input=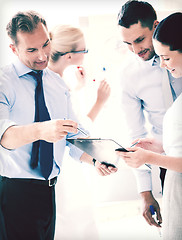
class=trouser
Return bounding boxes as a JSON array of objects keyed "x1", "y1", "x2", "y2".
[
  {"x1": 0, "y1": 176, "x2": 56, "y2": 240},
  {"x1": 160, "y1": 167, "x2": 167, "y2": 193}
]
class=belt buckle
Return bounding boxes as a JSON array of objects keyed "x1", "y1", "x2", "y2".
[{"x1": 48, "y1": 177, "x2": 57, "y2": 187}]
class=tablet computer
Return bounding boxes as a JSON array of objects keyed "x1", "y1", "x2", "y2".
[{"x1": 67, "y1": 138, "x2": 128, "y2": 168}]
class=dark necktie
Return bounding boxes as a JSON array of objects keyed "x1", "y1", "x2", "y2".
[
  {"x1": 28, "y1": 71, "x2": 53, "y2": 180},
  {"x1": 152, "y1": 55, "x2": 159, "y2": 66}
]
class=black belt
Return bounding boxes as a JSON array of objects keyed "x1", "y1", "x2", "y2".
[{"x1": 1, "y1": 176, "x2": 57, "y2": 187}]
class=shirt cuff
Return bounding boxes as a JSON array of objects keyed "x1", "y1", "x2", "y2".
[
  {"x1": 0, "y1": 119, "x2": 17, "y2": 138},
  {"x1": 0, "y1": 120, "x2": 16, "y2": 153},
  {"x1": 133, "y1": 168, "x2": 152, "y2": 193},
  {"x1": 0, "y1": 119, "x2": 16, "y2": 139},
  {"x1": 68, "y1": 143, "x2": 84, "y2": 162}
]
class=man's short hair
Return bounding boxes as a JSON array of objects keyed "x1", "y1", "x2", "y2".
[
  {"x1": 6, "y1": 10, "x2": 47, "y2": 45},
  {"x1": 118, "y1": 0, "x2": 157, "y2": 30}
]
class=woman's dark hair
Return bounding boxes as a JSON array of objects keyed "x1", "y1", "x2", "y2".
[
  {"x1": 118, "y1": 0, "x2": 157, "y2": 30},
  {"x1": 6, "y1": 10, "x2": 47, "y2": 46},
  {"x1": 153, "y1": 12, "x2": 182, "y2": 52}
]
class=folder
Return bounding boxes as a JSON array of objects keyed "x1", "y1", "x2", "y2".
[{"x1": 67, "y1": 138, "x2": 128, "y2": 168}]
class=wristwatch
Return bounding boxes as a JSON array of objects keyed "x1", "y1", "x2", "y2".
[{"x1": 92, "y1": 158, "x2": 96, "y2": 166}]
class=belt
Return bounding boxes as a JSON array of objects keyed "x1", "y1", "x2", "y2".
[{"x1": 1, "y1": 176, "x2": 57, "y2": 187}]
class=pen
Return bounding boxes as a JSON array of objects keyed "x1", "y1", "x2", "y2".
[
  {"x1": 77, "y1": 127, "x2": 89, "y2": 137},
  {"x1": 130, "y1": 141, "x2": 151, "y2": 169},
  {"x1": 145, "y1": 164, "x2": 151, "y2": 169},
  {"x1": 130, "y1": 141, "x2": 139, "y2": 148},
  {"x1": 77, "y1": 66, "x2": 84, "y2": 76},
  {"x1": 63, "y1": 124, "x2": 89, "y2": 137},
  {"x1": 150, "y1": 205, "x2": 162, "y2": 237}
]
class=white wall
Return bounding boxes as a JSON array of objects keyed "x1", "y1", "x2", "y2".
[{"x1": 0, "y1": 0, "x2": 181, "y2": 65}]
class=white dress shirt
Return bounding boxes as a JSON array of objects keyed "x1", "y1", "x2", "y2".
[{"x1": 120, "y1": 54, "x2": 182, "y2": 192}]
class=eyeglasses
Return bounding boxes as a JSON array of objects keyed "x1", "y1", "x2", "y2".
[{"x1": 58, "y1": 49, "x2": 88, "y2": 56}]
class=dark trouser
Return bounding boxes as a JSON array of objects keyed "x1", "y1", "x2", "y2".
[
  {"x1": 0, "y1": 177, "x2": 56, "y2": 240},
  {"x1": 159, "y1": 167, "x2": 167, "y2": 193}
]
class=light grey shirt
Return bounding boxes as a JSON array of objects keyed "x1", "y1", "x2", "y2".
[{"x1": 120, "y1": 54, "x2": 182, "y2": 192}]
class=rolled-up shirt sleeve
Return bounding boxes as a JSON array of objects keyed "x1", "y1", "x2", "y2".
[
  {"x1": 0, "y1": 73, "x2": 17, "y2": 152},
  {"x1": 0, "y1": 119, "x2": 16, "y2": 140}
]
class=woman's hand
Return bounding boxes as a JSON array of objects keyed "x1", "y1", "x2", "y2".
[
  {"x1": 75, "y1": 66, "x2": 86, "y2": 90},
  {"x1": 96, "y1": 80, "x2": 111, "y2": 105},
  {"x1": 132, "y1": 138, "x2": 164, "y2": 153},
  {"x1": 116, "y1": 147, "x2": 151, "y2": 168}
]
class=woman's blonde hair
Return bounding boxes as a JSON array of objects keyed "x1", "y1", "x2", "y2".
[{"x1": 49, "y1": 25, "x2": 84, "y2": 62}]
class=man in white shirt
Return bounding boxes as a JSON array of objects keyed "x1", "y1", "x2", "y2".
[{"x1": 117, "y1": 0, "x2": 182, "y2": 227}]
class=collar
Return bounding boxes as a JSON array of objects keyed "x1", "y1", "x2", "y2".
[
  {"x1": 133, "y1": 54, "x2": 159, "y2": 67},
  {"x1": 13, "y1": 59, "x2": 44, "y2": 77},
  {"x1": 139, "y1": 55, "x2": 159, "y2": 67},
  {"x1": 147, "y1": 56, "x2": 155, "y2": 66},
  {"x1": 13, "y1": 59, "x2": 32, "y2": 77}
]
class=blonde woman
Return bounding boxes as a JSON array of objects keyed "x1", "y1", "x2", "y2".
[
  {"x1": 48, "y1": 25, "x2": 110, "y2": 125},
  {"x1": 48, "y1": 25, "x2": 111, "y2": 240}
]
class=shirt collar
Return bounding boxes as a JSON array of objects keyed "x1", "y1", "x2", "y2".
[
  {"x1": 13, "y1": 54, "x2": 160, "y2": 77},
  {"x1": 13, "y1": 59, "x2": 36, "y2": 77},
  {"x1": 138, "y1": 55, "x2": 159, "y2": 67},
  {"x1": 146, "y1": 56, "x2": 155, "y2": 66},
  {"x1": 133, "y1": 54, "x2": 159, "y2": 67}
]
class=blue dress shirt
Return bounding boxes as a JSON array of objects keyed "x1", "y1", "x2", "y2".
[{"x1": 0, "y1": 59, "x2": 88, "y2": 180}]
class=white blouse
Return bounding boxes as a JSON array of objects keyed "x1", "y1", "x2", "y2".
[{"x1": 163, "y1": 93, "x2": 182, "y2": 158}]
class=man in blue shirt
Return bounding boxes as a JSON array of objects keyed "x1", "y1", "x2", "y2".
[{"x1": 0, "y1": 10, "x2": 117, "y2": 240}]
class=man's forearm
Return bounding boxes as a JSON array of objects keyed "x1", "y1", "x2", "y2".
[{"x1": 0, "y1": 123, "x2": 41, "y2": 149}]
